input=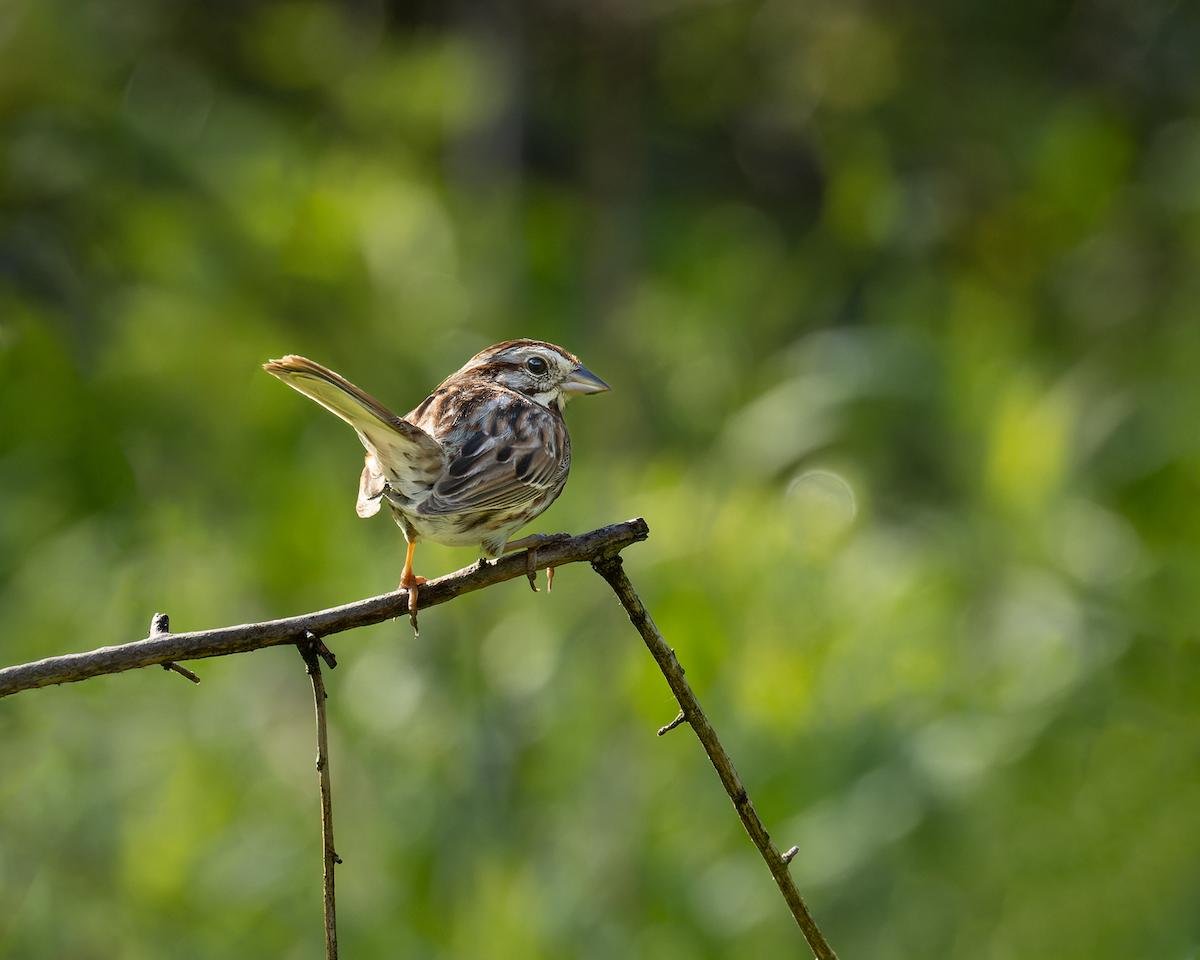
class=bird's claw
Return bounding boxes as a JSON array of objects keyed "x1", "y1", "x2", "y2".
[
  {"x1": 504, "y1": 532, "x2": 570, "y2": 593},
  {"x1": 525, "y1": 547, "x2": 540, "y2": 592}
]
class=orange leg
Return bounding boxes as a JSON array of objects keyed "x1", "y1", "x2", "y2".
[{"x1": 399, "y1": 540, "x2": 427, "y2": 631}]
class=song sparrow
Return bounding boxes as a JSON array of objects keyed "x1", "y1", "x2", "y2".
[{"x1": 264, "y1": 340, "x2": 609, "y2": 629}]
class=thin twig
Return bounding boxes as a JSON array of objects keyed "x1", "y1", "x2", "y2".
[
  {"x1": 299, "y1": 633, "x2": 339, "y2": 960},
  {"x1": 591, "y1": 554, "x2": 839, "y2": 960},
  {"x1": 161, "y1": 661, "x2": 202, "y2": 684},
  {"x1": 0, "y1": 519, "x2": 649, "y2": 698},
  {"x1": 657, "y1": 710, "x2": 687, "y2": 736}
]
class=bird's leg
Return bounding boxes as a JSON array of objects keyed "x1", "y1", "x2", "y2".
[
  {"x1": 503, "y1": 532, "x2": 571, "y2": 592},
  {"x1": 398, "y1": 540, "x2": 427, "y2": 634}
]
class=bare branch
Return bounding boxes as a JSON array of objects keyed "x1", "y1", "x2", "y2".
[
  {"x1": 0, "y1": 519, "x2": 649, "y2": 698},
  {"x1": 2, "y1": 515, "x2": 838, "y2": 957},
  {"x1": 298, "y1": 633, "x2": 339, "y2": 960},
  {"x1": 591, "y1": 554, "x2": 839, "y2": 960}
]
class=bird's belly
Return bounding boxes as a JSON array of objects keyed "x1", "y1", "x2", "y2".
[{"x1": 389, "y1": 505, "x2": 535, "y2": 554}]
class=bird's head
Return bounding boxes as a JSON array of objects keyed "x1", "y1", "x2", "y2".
[{"x1": 457, "y1": 339, "x2": 610, "y2": 411}]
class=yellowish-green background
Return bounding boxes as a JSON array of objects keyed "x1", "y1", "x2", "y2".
[{"x1": 3, "y1": 0, "x2": 1200, "y2": 957}]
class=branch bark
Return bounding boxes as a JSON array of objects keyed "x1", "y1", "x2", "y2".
[{"x1": 0, "y1": 519, "x2": 649, "y2": 698}]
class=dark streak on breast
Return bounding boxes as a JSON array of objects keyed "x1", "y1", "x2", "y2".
[
  {"x1": 507, "y1": 405, "x2": 525, "y2": 441},
  {"x1": 462, "y1": 509, "x2": 498, "y2": 531}
]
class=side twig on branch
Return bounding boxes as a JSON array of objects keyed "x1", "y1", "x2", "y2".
[
  {"x1": 592, "y1": 554, "x2": 840, "y2": 960},
  {"x1": 151, "y1": 613, "x2": 201, "y2": 684}
]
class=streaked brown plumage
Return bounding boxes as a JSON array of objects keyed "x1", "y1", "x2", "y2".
[{"x1": 264, "y1": 340, "x2": 609, "y2": 628}]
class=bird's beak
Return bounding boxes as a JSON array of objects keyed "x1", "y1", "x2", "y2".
[{"x1": 562, "y1": 364, "x2": 611, "y2": 395}]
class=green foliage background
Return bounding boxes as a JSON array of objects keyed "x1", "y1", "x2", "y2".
[{"x1": 3, "y1": 0, "x2": 1200, "y2": 956}]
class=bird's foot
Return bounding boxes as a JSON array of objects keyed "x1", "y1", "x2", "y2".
[
  {"x1": 503, "y1": 533, "x2": 571, "y2": 592},
  {"x1": 398, "y1": 572, "x2": 427, "y2": 635},
  {"x1": 398, "y1": 539, "x2": 426, "y2": 635}
]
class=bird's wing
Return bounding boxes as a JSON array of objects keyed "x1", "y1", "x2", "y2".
[
  {"x1": 264, "y1": 356, "x2": 445, "y2": 504},
  {"x1": 417, "y1": 400, "x2": 569, "y2": 517},
  {"x1": 357, "y1": 452, "x2": 387, "y2": 518}
]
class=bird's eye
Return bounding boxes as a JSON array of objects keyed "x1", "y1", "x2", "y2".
[{"x1": 526, "y1": 356, "x2": 548, "y2": 376}]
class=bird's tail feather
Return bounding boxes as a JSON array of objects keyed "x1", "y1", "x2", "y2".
[
  {"x1": 264, "y1": 355, "x2": 401, "y2": 432},
  {"x1": 264, "y1": 356, "x2": 445, "y2": 504}
]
